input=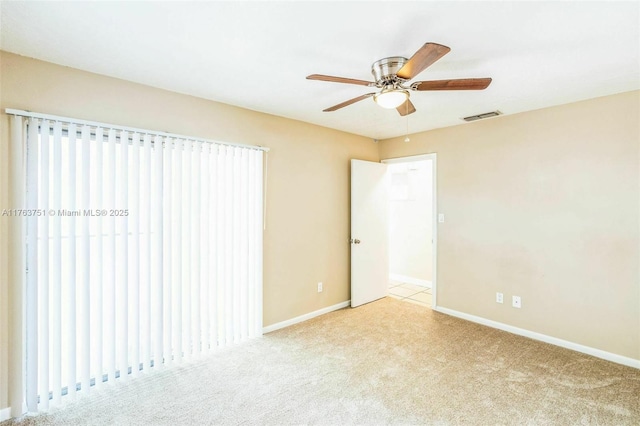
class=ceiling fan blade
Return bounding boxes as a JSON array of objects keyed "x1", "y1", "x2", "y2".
[
  {"x1": 307, "y1": 74, "x2": 375, "y2": 87},
  {"x1": 396, "y1": 99, "x2": 416, "y2": 116},
  {"x1": 323, "y1": 93, "x2": 376, "y2": 112},
  {"x1": 396, "y1": 43, "x2": 451, "y2": 80},
  {"x1": 413, "y1": 78, "x2": 492, "y2": 91}
]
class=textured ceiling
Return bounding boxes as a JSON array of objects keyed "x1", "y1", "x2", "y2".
[{"x1": 1, "y1": 1, "x2": 639, "y2": 139}]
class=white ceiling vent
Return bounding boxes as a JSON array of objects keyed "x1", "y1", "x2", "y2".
[{"x1": 462, "y1": 111, "x2": 502, "y2": 122}]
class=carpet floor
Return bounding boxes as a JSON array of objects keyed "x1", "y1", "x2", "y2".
[{"x1": 3, "y1": 297, "x2": 640, "y2": 425}]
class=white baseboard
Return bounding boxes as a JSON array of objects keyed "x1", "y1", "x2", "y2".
[
  {"x1": 390, "y1": 273, "x2": 431, "y2": 288},
  {"x1": 263, "y1": 301, "x2": 351, "y2": 334},
  {"x1": 0, "y1": 407, "x2": 12, "y2": 422},
  {"x1": 435, "y1": 306, "x2": 640, "y2": 369}
]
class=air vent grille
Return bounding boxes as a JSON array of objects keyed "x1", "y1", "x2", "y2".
[{"x1": 462, "y1": 110, "x2": 502, "y2": 122}]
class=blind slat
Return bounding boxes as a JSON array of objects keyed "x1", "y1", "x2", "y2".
[
  {"x1": 92, "y1": 127, "x2": 104, "y2": 389},
  {"x1": 66, "y1": 123, "x2": 77, "y2": 399},
  {"x1": 248, "y1": 151, "x2": 257, "y2": 338},
  {"x1": 117, "y1": 131, "x2": 129, "y2": 380},
  {"x1": 224, "y1": 147, "x2": 233, "y2": 345},
  {"x1": 173, "y1": 139, "x2": 183, "y2": 359},
  {"x1": 141, "y1": 134, "x2": 152, "y2": 372},
  {"x1": 201, "y1": 144, "x2": 210, "y2": 351},
  {"x1": 240, "y1": 150, "x2": 249, "y2": 339},
  {"x1": 106, "y1": 129, "x2": 117, "y2": 382},
  {"x1": 25, "y1": 119, "x2": 39, "y2": 412},
  {"x1": 79, "y1": 125, "x2": 91, "y2": 394},
  {"x1": 254, "y1": 151, "x2": 264, "y2": 336},
  {"x1": 162, "y1": 138, "x2": 173, "y2": 364},
  {"x1": 38, "y1": 120, "x2": 50, "y2": 410},
  {"x1": 152, "y1": 135, "x2": 164, "y2": 366},
  {"x1": 130, "y1": 132, "x2": 141, "y2": 377},
  {"x1": 183, "y1": 140, "x2": 192, "y2": 357},
  {"x1": 51, "y1": 122, "x2": 63, "y2": 402},
  {"x1": 209, "y1": 146, "x2": 219, "y2": 347},
  {"x1": 192, "y1": 141, "x2": 202, "y2": 354},
  {"x1": 233, "y1": 148, "x2": 241, "y2": 343}
]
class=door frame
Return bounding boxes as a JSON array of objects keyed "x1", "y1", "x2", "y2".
[{"x1": 382, "y1": 153, "x2": 438, "y2": 310}]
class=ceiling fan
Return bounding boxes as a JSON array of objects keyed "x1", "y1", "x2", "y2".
[{"x1": 307, "y1": 42, "x2": 492, "y2": 116}]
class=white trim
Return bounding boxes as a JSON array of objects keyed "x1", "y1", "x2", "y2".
[
  {"x1": 262, "y1": 301, "x2": 350, "y2": 334},
  {"x1": 389, "y1": 274, "x2": 431, "y2": 288},
  {"x1": 382, "y1": 153, "x2": 438, "y2": 310},
  {"x1": 0, "y1": 407, "x2": 12, "y2": 422},
  {"x1": 382, "y1": 154, "x2": 433, "y2": 164},
  {"x1": 435, "y1": 306, "x2": 640, "y2": 369},
  {"x1": 4, "y1": 108, "x2": 270, "y2": 152},
  {"x1": 8, "y1": 115, "x2": 27, "y2": 418},
  {"x1": 431, "y1": 155, "x2": 437, "y2": 310}
]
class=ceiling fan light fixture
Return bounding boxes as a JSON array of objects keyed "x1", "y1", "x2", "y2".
[{"x1": 374, "y1": 89, "x2": 408, "y2": 109}]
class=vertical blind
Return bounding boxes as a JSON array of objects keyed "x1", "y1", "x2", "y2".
[{"x1": 16, "y1": 113, "x2": 265, "y2": 412}]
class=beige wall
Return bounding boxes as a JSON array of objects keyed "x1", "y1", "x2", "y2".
[
  {"x1": 0, "y1": 51, "x2": 379, "y2": 412},
  {"x1": 379, "y1": 90, "x2": 640, "y2": 360}
]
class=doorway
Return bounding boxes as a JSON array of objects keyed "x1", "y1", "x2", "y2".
[{"x1": 382, "y1": 154, "x2": 437, "y2": 309}]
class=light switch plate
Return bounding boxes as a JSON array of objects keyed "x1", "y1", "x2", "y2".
[{"x1": 438, "y1": 213, "x2": 445, "y2": 223}]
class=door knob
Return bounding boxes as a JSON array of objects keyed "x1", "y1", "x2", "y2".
[{"x1": 350, "y1": 238, "x2": 361, "y2": 244}]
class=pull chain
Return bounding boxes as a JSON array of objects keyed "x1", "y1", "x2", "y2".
[{"x1": 404, "y1": 104, "x2": 410, "y2": 143}]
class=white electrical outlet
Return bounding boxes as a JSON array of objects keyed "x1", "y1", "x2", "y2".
[
  {"x1": 317, "y1": 282, "x2": 323, "y2": 293},
  {"x1": 496, "y1": 292, "x2": 503, "y2": 304},
  {"x1": 512, "y1": 295, "x2": 521, "y2": 308}
]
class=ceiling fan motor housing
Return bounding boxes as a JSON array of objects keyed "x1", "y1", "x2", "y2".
[{"x1": 371, "y1": 56, "x2": 409, "y2": 86}]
